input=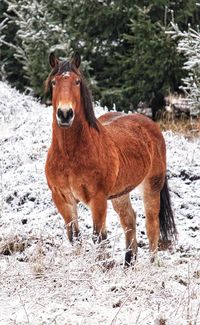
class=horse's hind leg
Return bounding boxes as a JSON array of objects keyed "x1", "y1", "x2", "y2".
[
  {"x1": 112, "y1": 194, "x2": 137, "y2": 266},
  {"x1": 142, "y1": 174, "x2": 164, "y2": 262}
]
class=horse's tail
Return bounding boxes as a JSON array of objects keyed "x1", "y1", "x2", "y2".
[{"x1": 159, "y1": 176, "x2": 177, "y2": 242}]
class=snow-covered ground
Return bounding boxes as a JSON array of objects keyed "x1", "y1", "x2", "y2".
[{"x1": 0, "y1": 81, "x2": 199, "y2": 325}]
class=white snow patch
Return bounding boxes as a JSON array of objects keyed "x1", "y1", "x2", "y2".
[{"x1": 0, "y1": 82, "x2": 200, "y2": 324}]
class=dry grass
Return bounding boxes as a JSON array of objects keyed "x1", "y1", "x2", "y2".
[
  {"x1": 0, "y1": 234, "x2": 27, "y2": 256},
  {"x1": 0, "y1": 235, "x2": 200, "y2": 325},
  {"x1": 158, "y1": 116, "x2": 200, "y2": 139}
]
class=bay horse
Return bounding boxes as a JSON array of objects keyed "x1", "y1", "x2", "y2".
[{"x1": 45, "y1": 51, "x2": 177, "y2": 266}]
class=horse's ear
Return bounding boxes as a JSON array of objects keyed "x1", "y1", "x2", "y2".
[
  {"x1": 71, "y1": 51, "x2": 81, "y2": 69},
  {"x1": 49, "y1": 52, "x2": 58, "y2": 69}
]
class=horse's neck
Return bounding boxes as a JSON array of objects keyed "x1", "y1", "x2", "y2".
[{"x1": 51, "y1": 114, "x2": 97, "y2": 157}]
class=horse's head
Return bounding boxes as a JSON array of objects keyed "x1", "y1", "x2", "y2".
[
  {"x1": 46, "y1": 51, "x2": 98, "y2": 131},
  {"x1": 47, "y1": 52, "x2": 82, "y2": 128}
]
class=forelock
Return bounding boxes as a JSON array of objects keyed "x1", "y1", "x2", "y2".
[{"x1": 58, "y1": 60, "x2": 71, "y2": 74}]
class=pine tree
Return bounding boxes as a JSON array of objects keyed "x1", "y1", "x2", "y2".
[
  {"x1": 0, "y1": 1, "x2": 25, "y2": 89},
  {"x1": 172, "y1": 22, "x2": 200, "y2": 116},
  {"x1": 0, "y1": 0, "x2": 73, "y2": 97},
  {"x1": 53, "y1": 0, "x2": 136, "y2": 99},
  {"x1": 99, "y1": 0, "x2": 199, "y2": 112},
  {"x1": 102, "y1": 5, "x2": 186, "y2": 115},
  {"x1": 1, "y1": 0, "x2": 200, "y2": 113},
  {"x1": 0, "y1": 0, "x2": 136, "y2": 98}
]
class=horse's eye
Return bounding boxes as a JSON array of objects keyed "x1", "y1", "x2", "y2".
[
  {"x1": 51, "y1": 79, "x2": 56, "y2": 87},
  {"x1": 75, "y1": 79, "x2": 81, "y2": 86}
]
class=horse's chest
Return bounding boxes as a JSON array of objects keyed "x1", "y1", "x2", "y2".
[
  {"x1": 46, "y1": 158, "x2": 91, "y2": 203},
  {"x1": 48, "y1": 172, "x2": 69, "y2": 193},
  {"x1": 45, "y1": 154, "x2": 70, "y2": 187}
]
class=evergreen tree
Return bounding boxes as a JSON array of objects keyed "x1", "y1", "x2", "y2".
[
  {"x1": 103, "y1": 5, "x2": 186, "y2": 115},
  {"x1": 1, "y1": 0, "x2": 200, "y2": 113},
  {"x1": 51, "y1": 0, "x2": 136, "y2": 98},
  {"x1": 172, "y1": 22, "x2": 200, "y2": 116},
  {"x1": 1, "y1": 0, "x2": 74, "y2": 97},
  {"x1": 97, "y1": 0, "x2": 199, "y2": 112},
  {"x1": 0, "y1": 1, "x2": 25, "y2": 89}
]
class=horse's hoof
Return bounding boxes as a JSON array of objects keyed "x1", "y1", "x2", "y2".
[
  {"x1": 92, "y1": 231, "x2": 107, "y2": 244},
  {"x1": 124, "y1": 248, "x2": 137, "y2": 267},
  {"x1": 150, "y1": 249, "x2": 158, "y2": 264},
  {"x1": 124, "y1": 251, "x2": 133, "y2": 267},
  {"x1": 68, "y1": 231, "x2": 82, "y2": 245},
  {"x1": 150, "y1": 255, "x2": 155, "y2": 263},
  {"x1": 74, "y1": 233, "x2": 82, "y2": 245}
]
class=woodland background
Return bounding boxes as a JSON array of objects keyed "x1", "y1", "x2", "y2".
[
  {"x1": 0, "y1": 0, "x2": 200, "y2": 117},
  {"x1": 0, "y1": 2, "x2": 200, "y2": 324}
]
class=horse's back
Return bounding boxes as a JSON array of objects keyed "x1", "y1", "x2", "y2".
[
  {"x1": 98, "y1": 112, "x2": 165, "y2": 151},
  {"x1": 99, "y1": 112, "x2": 160, "y2": 134}
]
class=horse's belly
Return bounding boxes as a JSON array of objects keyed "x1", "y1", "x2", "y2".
[
  {"x1": 108, "y1": 172, "x2": 146, "y2": 199},
  {"x1": 108, "y1": 184, "x2": 135, "y2": 199},
  {"x1": 107, "y1": 148, "x2": 151, "y2": 199}
]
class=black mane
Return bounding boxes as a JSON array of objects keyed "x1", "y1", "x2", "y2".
[
  {"x1": 80, "y1": 78, "x2": 99, "y2": 131},
  {"x1": 46, "y1": 59, "x2": 99, "y2": 131}
]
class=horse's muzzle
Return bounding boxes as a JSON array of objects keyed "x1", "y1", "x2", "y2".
[{"x1": 56, "y1": 107, "x2": 74, "y2": 128}]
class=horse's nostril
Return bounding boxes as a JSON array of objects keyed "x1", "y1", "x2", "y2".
[
  {"x1": 57, "y1": 108, "x2": 62, "y2": 118},
  {"x1": 68, "y1": 109, "x2": 73, "y2": 119}
]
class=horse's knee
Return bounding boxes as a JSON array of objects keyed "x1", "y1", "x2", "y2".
[
  {"x1": 51, "y1": 190, "x2": 80, "y2": 243},
  {"x1": 89, "y1": 193, "x2": 107, "y2": 243}
]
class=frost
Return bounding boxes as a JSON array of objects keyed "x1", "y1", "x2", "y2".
[
  {"x1": 0, "y1": 82, "x2": 200, "y2": 324},
  {"x1": 172, "y1": 23, "x2": 200, "y2": 116}
]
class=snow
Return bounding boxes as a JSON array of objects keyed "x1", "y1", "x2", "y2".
[{"x1": 0, "y1": 81, "x2": 200, "y2": 324}]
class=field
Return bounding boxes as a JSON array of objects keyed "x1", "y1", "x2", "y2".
[{"x1": 0, "y1": 82, "x2": 200, "y2": 325}]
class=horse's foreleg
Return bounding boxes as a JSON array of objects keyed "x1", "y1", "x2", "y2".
[
  {"x1": 89, "y1": 193, "x2": 107, "y2": 243},
  {"x1": 51, "y1": 190, "x2": 80, "y2": 243},
  {"x1": 112, "y1": 194, "x2": 137, "y2": 266}
]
